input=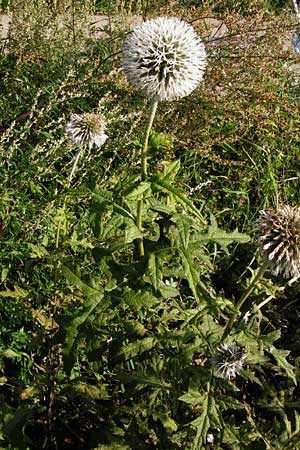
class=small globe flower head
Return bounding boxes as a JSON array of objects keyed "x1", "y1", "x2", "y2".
[
  {"x1": 122, "y1": 16, "x2": 207, "y2": 102},
  {"x1": 255, "y1": 205, "x2": 300, "y2": 278},
  {"x1": 211, "y1": 343, "x2": 245, "y2": 380},
  {"x1": 66, "y1": 113, "x2": 107, "y2": 149}
]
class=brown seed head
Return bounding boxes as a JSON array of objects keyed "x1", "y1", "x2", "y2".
[{"x1": 255, "y1": 205, "x2": 300, "y2": 278}]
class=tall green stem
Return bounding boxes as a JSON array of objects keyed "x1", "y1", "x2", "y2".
[
  {"x1": 136, "y1": 100, "x2": 158, "y2": 258},
  {"x1": 221, "y1": 263, "x2": 269, "y2": 341}
]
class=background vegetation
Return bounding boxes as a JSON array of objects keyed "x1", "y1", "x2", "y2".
[{"x1": 1, "y1": 0, "x2": 300, "y2": 449}]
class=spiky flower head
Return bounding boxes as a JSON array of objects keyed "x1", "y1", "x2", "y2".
[
  {"x1": 211, "y1": 343, "x2": 245, "y2": 380},
  {"x1": 66, "y1": 113, "x2": 107, "y2": 149},
  {"x1": 255, "y1": 205, "x2": 300, "y2": 278},
  {"x1": 122, "y1": 16, "x2": 207, "y2": 102}
]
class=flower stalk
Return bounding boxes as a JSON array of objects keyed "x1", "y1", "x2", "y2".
[
  {"x1": 55, "y1": 146, "x2": 85, "y2": 249},
  {"x1": 68, "y1": 147, "x2": 84, "y2": 185},
  {"x1": 141, "y1": 100, "x2": 158, "y2": 181},
  {"x1": 221, "y1": 263, "x2": 269, "y2": 341},
  {"x1": 136, "y1": 100, "x2": 158, "y2": 258}
]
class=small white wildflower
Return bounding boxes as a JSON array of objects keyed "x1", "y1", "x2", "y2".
[
  {"x1": 122, "y1": 16, "x2": 207, "y2": 102},
  {"x1": 211, "y1": 343, "x2": 245, "y2": 380},
  {"x1": 255, "y1": 205, "x2": 300, "y2": 278},
  {"x1": 66, "y1": 113, "x2": 107, "y2": 149}
]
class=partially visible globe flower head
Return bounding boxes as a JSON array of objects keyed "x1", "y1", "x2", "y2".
[
  {"x1": 211, "y1": 343, "x2": 245, "y2": 380},
  {"x1": 292, "y1": 31, "x2": 300, "y2": 54},
  {"x1": 255, "y1": 205, "x2": 300, "y2": 278},
  {"x1": 66, "y1": 113, "x2": 107, "y2": 149},
  {"x1": 122, "y1": 16, "x2": 207, "y2": 102},
  {"x1": 291, "y1": 0, "x2": 300, "y2": 23}
]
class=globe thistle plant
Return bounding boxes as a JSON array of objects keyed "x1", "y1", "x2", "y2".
[
  {"x1": 255, "y1": 205, "x2": 300, "y2": 279},
  {"x1": 122, "y1": 17, "x2": 207, "y2": 258},
  {"x1": 66, "y1": 113, "x2": 107, "y2": 150},
  {"x1": 211, "y1": 343, "x2": 245, "y2": 380},
  {"x1": 122, "y1": 16, "x2": 207, "y2": 102},
  {"x1": 56, "y1": 113, "x2": 108, "y2": 249}
]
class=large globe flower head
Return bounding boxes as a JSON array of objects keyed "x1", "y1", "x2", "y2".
[{"x1": 122, "y1": 16, "x2": 207, "y2": 102}]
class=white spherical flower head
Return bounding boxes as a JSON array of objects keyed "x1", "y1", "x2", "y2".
[
  {"x1": 122, "y1": 16, "x2": 207, "y2": 102},
  {"x1": 66, "y1": 113, "x2": 108, "y2": 149}
]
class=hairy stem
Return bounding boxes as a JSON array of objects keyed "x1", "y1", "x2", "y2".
[{"x1": 136, "y1": 100, "x2": 158, "y2": 258}]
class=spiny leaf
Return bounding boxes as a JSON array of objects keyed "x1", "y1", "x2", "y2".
[
  {"x1": 158, "y1": 281, "x2": 179, "y2": 299},
  {"x1": 190, "y1": 393, "x2": 210, "y2": 450},
  {"x1": 63, "y1": 267, "x2": 108, "y2": 372},
  {"x1": 0, "y1": 285, "x2": 28, "y2": 298},
  {"x1": 148, "y1": 130, "x2": 174, "y2": 152},
  {"x1": 71, "y1": 382, "x2": 110, "y2": 400},
  {"x1": 20, "y1": 385, "x2": 41, "y2": 401},
  {"x1": 121, "y1": 372, "x2": 171, "y2": 389},
  {"x1": 121, "y1": 288, "x2": 158, "y2": 308},
  {"x1": 112, "y1": 201, "x2": 135, "y2": 222},
  {"x1": 178, "y1": 248, "x2": 200, "y2": 302},
  {"x1": 209, "y1": 396, "x2": 222, "y2": 428},
  {"x1": 151, "y1": 178, "x2": 205, "y2": 224},
  {"x1": 64, "y1": 292, "x2": 107, "y2": 373},
  {"x1": 93, "y1": 187, "x2": 113, "y2": 202},
  {"x1": 172, "y1": 213, "x2": 193, "y2": 249},
  {"x1": 93, "y1": 443, "x2": 130, "y2": 450},
  {"x1": 93, "y1": 189, "x2": 135, "y2": 221},
  {"x1": 148, "y1": 252, "x2": 162, "y2": 291},
  {"x1": 217, "y1": 395, "x2": 246, "y2": 411},
  {"x1": 124, "y1": 181, "x2": 151, "y2": 201},
  {"x1": 90, "y1": 207, "x2": 124, "y2": 240},
  {"x1": 191, "y1": 214, "x2": 250, "y2": 251},
  {"x1": 159, "y1": 413, "x2": 178, "y2": 432},
  {"x1": 124, "y1": 222, "x2": 143, "y2": 244},
  {"x1": 268, "y1": 348, "x2": 296, "y2": 385},
  {"x1": 118, "y1": 336, "x2": 158, "y2": 361},
  {"x1": 239, "y1": 369, "x2": 263, "y2": 387},
  {"x1": 134, "y1": 130, "x2": 173, "y2": 152},
  {"x1": 260, "y1": 330, "x2": 281, "y2": 347},
  {"x1": 27, "y1": 243, "x2": 48, "y2": 258},
  {"x1": 63, "y1": 266, "x2": 101, "y2": 297},
  {"x1": 179, "y1": 389, "x2": 205, "y2": 407},
  {"x1": 158, "y1": 159, "x2": 180, "y2": 181}
]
